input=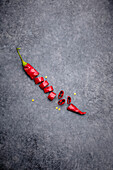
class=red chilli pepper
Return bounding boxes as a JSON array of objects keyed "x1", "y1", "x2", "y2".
[
  {"x1": 67, "y1": 104, "x2": 86, "y2": 115},
  {"x1": 58, "y1": 90, "x2": 64, "y2": 99},
  {"x1": 44, "y1": 86, "x2": 53, "y2": 93},
  {"x1": 17, "y1": 48, "x2": 39, "y2": 80},
  {"x1": 48, "y1": 92, "x2": 56, "y2": 101},
  {"x1": 39, "y1": 80, "x2": 49, "y2": 89},
  {"x1": 34, "y1": 77, "x2": 44, "y2": 84},
  {"x1": 67, "y1": 96, "x2": 71, "y2": 104},
  {"x1": 58, "y1": 99, "x2": 65, "y2": 105}
]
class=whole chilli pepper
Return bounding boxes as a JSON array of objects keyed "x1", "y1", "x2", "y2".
[
  {"x1": 34, "y1": 77, "x2": 44, "y2": 84},
  {"x1": 58, "y1": 99, "x2": 65, "y2": 105},
  {"x1": 67, "y1": 104, "x2": 86, "y2": 115},
  {"x1": 58, "y1": 90, "x2": 64, "y2": 99},
  {"x1": 17, "y1": 48, "x2": 39, "y2": 80},
  {"x1": 44, "y1": 86, "x2": 53, "y2": 93},
  {"x1": 48, "y1": 92, "x2": 56, "y2": 101},
  {"x1": 67, "y1": 96, "x2": 71, "y2": 104},
  {"x1": 39, "y1": 80, "x2": 49, "y2": 89}
]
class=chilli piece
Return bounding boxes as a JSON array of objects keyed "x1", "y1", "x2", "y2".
[
  {"x1": 24, "y1": 63, "x2": 39, "y2": 80},
  {"x1": 58, "y1": 90, "x2": 64, "y2": 99},
  {"x1": 44, "y1": 86, "x2": 53, "y2": 93},
  {"x1": 58, "y1": 99, "x2": 65, "y2": 105},
  {"x1": 16, "y1": 48, "x2": 39, "y2": 80},
  {"x1": 67, "y1": 103, "x2": 86, "y2": 115},
  {"x1": 48, "y1": 92, "x2": 56, "y2": 101},
  {"x1": 34, "y1": 77, "x2": 44, "y2": 84},
  {"x1": 67, "y1": 96, "x2": 71, "y2": 104},
  {"x1": 39, "y1": 80, "x2": 49, "y2": 89}
]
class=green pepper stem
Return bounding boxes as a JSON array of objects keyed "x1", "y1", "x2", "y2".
[{"x1": 16, "y1": 48, "x2": 27, "y2": 67}]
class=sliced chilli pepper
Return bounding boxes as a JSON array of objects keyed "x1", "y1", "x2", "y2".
[
  {"x1": 43, "y1": 86, "x2": 53, "y2": 93},
  {"x1": 34, "y1": 77, "x2": 44, "y2": 84},
  {"x1": 39, "y1": 80, "x2": 49, "y2": 89},
  {"x1": 67, "y1": 96, "x2": 71, "y2": 104},
  {"x1": 17, "y1": 48, "x2": 86, "y2": 115},
  {"x1": 58, "y1": 99, "x2": 65, "y2": 105},
  {"x1": 67, "y1": 103, "x2": 86, "y2": 115},
  {"x1": 58, "y1": 90, "x2": 64, "y2": 99},
  {"x1": 48, "y1": 92, "x2": 56, "y2": 101},
  {"x1": 17, "y1": 48, "x2": 39, "y2": 80}
]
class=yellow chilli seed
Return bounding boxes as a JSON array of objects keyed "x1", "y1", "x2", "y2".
[
  {"x1": 56, "y1": 107, "x2": 58, "y2": 109},
  {"x1": 32, "y1": 99, "x2": 34, "y2": 102}
]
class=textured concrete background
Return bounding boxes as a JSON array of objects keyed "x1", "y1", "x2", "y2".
[{"x1": 0, "y1": 0, "x2": 113, "y2": 169}]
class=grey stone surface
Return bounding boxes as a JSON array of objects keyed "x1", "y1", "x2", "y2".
[{"x1": 0, "y1": 0, "x2": 113, "y2": 169}]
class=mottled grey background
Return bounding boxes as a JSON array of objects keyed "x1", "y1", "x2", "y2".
[{"x1": 0, "y1": 0, "x2": 113, "y2": 170}]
